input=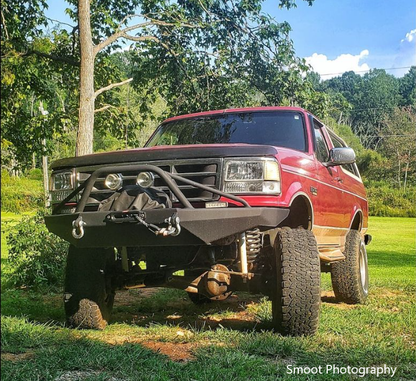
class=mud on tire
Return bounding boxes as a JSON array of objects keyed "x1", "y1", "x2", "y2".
[
  {"x1": 64, "y1": 246, "x2": 116, "y2": 330},
  {"x1": 331, "y1": 230, "x2": 369, "y2": 304},
  {"x1": 272, "y1": 228, "x2": 321, "y2": 336}
]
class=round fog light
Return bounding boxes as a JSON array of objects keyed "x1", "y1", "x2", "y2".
[
  {"x1": 136, "y1": 171, "x2": 154, "y2": 188},
  {"x1": 104, "y1": 173, "x2": 123, "y2": 190}
]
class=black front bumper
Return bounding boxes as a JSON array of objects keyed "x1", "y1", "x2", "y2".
[
  {"x1": 45, "y1": 207, "x2": 289, "y2": 248},
  {"x1": 46, "y1": 163, "x2": 289, "y2": 247}
]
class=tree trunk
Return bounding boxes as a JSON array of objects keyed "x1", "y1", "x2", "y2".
[
  {"x1": 397, "y1": 156, "x2": 401, "y2": 190},
  {"x1": 42, "y1": 139, "x2": 50, "y2": 208},
  {"x1": 76, "y1": 0, "x2": 95, "y2": 156},
  {"x1": 403, "y1": 150, "x2": 410, "y2": 193}
]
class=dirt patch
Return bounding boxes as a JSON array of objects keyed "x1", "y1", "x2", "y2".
[
  {"x1": 321, "y1": 290, "x2": 335, "y2": 298},
  {"x1": 321, "y1": 291, "x2": 358, "y2": 309},
  {"x1": 111, "y1": 290, "x2": 267, "y2": 330},
  {"x1": 97, "y1": 335, "x2": 196, "y2": 362},
  {"x1": 141, "y1": 341, "x2": 196, "y2": 362},
  {"x1": 114, "y1": 288, "x2": 158, "y2": 306},
  {"x1": 375, "y1": 289, "x2": 405, "y2": 298},
  {"x1": 329, "y1": 303, "x2": 357, "y2": 310},
  {"x1": 1, "y1": 351, "x2": 35, "y2": 362}
]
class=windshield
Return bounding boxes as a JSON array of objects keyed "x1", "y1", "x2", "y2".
[{"x1": 146, "y1": 111, "x2": 307, "y2": 151}]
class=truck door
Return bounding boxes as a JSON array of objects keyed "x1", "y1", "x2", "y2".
[
  {"x1": 327, "y1": 131, "x2": 365, "y2": 229},
  {"x1": 310, "y1": 117, "x2": 345, "y2": 232}
]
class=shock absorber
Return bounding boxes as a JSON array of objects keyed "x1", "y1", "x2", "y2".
[{"x1": 246, "y1": 228, "x2": 262, "y2": 263}]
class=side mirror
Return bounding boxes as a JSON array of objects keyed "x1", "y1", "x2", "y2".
[{"x1": 325, "y1": 147, "x2": 356, "y2": 167}]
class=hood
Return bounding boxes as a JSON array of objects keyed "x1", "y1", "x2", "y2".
[{"x1": 51, "y1": 144, "x2": 279, "y2": 170}]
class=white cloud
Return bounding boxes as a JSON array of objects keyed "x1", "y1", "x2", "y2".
[
  {"x1": 394, "y1": 29, "x2": 416, "y2": 76},
  {"x1": 401, "y1": 29, "x2": 416, "y2": 43},
  {"x1": 305, "y1": 50, "x2": 370, "y2": 79}
]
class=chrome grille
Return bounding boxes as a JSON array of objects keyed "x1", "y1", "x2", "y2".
[{"x1": 76, "y1": 159, "x2": 223, "y2": 209}]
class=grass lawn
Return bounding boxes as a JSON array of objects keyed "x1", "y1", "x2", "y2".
[{"x1": 1, "y1": 216, "x2": 415, "y2": 380}]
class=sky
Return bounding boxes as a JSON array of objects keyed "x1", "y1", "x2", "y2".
[{"x1": 45, "y1": 0, "x2": 416, "y2": 79}]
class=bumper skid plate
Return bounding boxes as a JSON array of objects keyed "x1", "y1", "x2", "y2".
[{"x1": 45, "y1": 207, "x2": 289, "y2": 248}]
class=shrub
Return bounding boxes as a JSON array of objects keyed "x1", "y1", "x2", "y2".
[
  {"x1": 27, "y1": 168, "x2": 43, "y2": 180},
  {"x1": 366, "y1": 181, "x2": 416, "y2": 217},
  {"x1": 6, "y1": 213, "x2": 69, "y2": 290},
  {"x1": 1, "y1": 170, "x2": 45, "y2": 213}
]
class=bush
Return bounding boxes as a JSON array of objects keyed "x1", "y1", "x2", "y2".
[
  {"x1": 1, "y1": 170, "x2": 45, "y2": 213},
  {"x1": 27, "y1": 168, "x2": 43, "y2": 181},
  {"x1": 366, "y1": 181, "x2": 416, "y2": 217},
  {"x1": 6, "y1": 213, "x2": 69, "y2": 290}
]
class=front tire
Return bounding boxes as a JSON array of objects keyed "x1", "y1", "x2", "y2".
[
  {"x1": 271, "y1": 228, "x2": 321, "y2": 336},
  {"x1": 331, "y1": 230, "x2": 369, "y2": 304},
  {"x1": 64, "y1": 246, "x2": 116, "y2": 330}
]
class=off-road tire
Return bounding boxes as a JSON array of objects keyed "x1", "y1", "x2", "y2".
[
  {"x1": 64, "y1": 246, "x2": 116, "y2": 330},
  {"x1": 331, "y1": 230, "x2": 369, "y2": 304},
  {"x1": 271, "y1": 228, "x2": 321, "y2": 336}
]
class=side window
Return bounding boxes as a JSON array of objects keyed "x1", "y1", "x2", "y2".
[{"x1": 313, "y1": 120, "x2": 329, "y2": 163}]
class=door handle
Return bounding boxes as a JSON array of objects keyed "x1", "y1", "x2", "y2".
[{"x1": 334, "y1": 177, "x2": 343, "y2": 183}]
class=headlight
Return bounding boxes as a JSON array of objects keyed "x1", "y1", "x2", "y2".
[
  {"x1": 223, "y1": 159, "x2": 281, "y2": 194},
  {"x1": 51, "y1": 171, "x2": 74, "y2": 191},
  {"x1": 105, "y1": 173, "x2": 123, "y2": 190}
]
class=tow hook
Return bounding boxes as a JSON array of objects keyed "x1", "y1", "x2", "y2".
[
  {"x1": 157, "y1": 214, "x2": 181, "y2": 237},
  {"x1": 129, "y1": 212, "x2": 181, "y2": 237},
  {"x1": 72, "y1": 216, "x2": 86, "y2": 239}
]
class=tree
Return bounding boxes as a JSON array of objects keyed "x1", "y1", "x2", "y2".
[
  {"x1": 380, "y1": 107, "x2": 416, "y2": 191},
  {"x1": 352, "y1": 69, "x2": 400, "y2": 148},
  {"x1": 1, "y1": 1, "x2": 69, "y2": 169},
  {"x1": 64, "y1": 0, "x2": 315, "y2": 155},
  {"x1": 399, "y1": 66, "x2": 416, "y2": 107},
  {"x1": 3, "y1": 0, "x2": 318, "y2": 158}
]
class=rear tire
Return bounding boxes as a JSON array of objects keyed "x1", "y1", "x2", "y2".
[
  {"x1": 64, "y1": 246, "x2": 116, "y2": 330},
  {"x1": 331, "y1": 230, "x2": 369, "y2": 304},
  {"x1": 271, "y1": 228, "x2": 321, "y2": 336}
]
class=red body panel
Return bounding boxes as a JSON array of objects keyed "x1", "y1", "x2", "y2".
[
  {"x1": 115, "y1": 107, "x2": 368, "y2": 233},
  {"x1": 168, "y1": 108, "x2": 369, "y2": 233},
  {"x1": 57, "y1": 107, "x2": 368, "y2": 247}
]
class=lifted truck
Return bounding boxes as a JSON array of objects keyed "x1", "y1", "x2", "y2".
[{"x1": 45, "y1": 106, "x2": 371, "y2": 336}]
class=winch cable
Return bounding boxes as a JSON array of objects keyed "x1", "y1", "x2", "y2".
[{"x1": 133, "y1": 212, "x2": 181, "y2": 237}]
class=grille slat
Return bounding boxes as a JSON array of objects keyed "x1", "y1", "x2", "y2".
[{"x1": 75, "y1": 159, "x2": 222, "y2": 208}]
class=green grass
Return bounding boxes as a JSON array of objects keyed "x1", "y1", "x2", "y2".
[{"x1": 1, "y1": 216, "x2": 415, "y2": 380}]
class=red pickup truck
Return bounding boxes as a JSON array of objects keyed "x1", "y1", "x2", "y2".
[{"x1": 45, "y1": 106, "x2": 371, "y2": 336}]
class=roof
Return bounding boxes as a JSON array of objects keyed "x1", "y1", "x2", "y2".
[{"x1": 162, "y1": 106, "x2": 308, "y2": 124}]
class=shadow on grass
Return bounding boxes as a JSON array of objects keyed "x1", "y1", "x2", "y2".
[
  {"x1": 111, "y1": 289, "x2": 274, "y2": 333},
  {"x1": 1, "y1": 287, "x2": 275, "y2": 333},
  {"x1": 2, "y1": 287, "x2": 415, "y2": 380},
  {"x1": 368, "y1": 250, "x2": 414, "y2": 267},
  {"x1": 1, "y1": 287, "x2": 358, "y2": 334}
]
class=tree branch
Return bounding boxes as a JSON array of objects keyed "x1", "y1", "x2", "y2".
[
  {"x1": 94, "y1": 104, "x2": 116, "y2": 113},
  {"x1": 123, "y1": 34, "x2": 174, "y2": 53},
  {"x1": 94, "y1": 78, "x2": 133, "y2": 98},
  {"x1": 94, "y1": 15, "x2": 201, "y2": 55},
  {"x1": 23, "y1": 50, "x2": 80, "y2": 66},
  {"x1": 1, "y1": 9, "x2": 9, "y2": 40},
  {"x1": 94, "y1": 21, "x2": 153, "y2": 54},
  {"x1": 45, "y1": 16, "x2": 76, "y2": 29}
]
